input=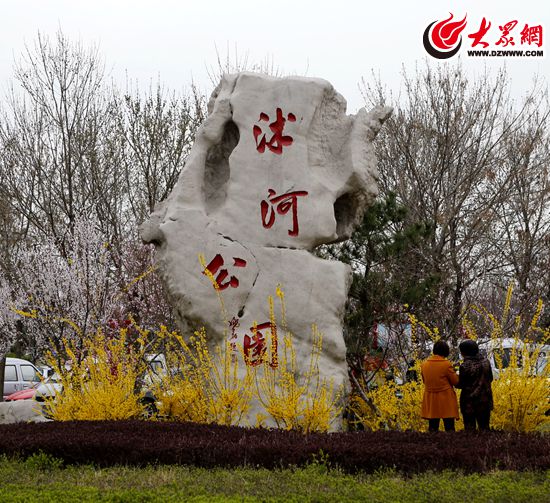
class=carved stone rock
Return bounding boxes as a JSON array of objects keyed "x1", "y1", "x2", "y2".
[{"x1": 141, "y1": 72, "x2": 391, "y2": 429}]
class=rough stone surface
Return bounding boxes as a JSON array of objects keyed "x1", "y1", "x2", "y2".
[
  {"x1": 141, "y1": 72, "x2": 391, "y2": 429},
  {"x1": 0, "y1": 401, "x2": 50, "y2": 424}
]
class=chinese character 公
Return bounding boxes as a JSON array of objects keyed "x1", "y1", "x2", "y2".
[{"x1": 203, "y1": 254, "x2": 247, "y2": 290}]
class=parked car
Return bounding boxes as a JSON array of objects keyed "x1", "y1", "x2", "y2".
[
  {"x1": 37, "y1": 365, "x2": 54, "y2": 379},
  {"x1": 2, "y1": 357, "x2": 42, "y2": 400},
  {"x1": 4, "y1": 385, "x2": 38, "y2": 401},
  {"x1": 34, "y1": 354, "x2": 167, "y2": 414},
  {"x1": 33, "y1": 373, "x2": 63, "y2": 402},
  {"x1": 482, "y1": 338, "x2": 550, "y2": 378}
]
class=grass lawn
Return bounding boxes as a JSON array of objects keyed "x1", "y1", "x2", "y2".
[{"x1": 0, "y1": 454, "x2": 548, "y2": 502}]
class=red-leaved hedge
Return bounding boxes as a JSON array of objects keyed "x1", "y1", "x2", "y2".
[{"x1": 0, "y1": 420, "x2": 548, "y2": 474}]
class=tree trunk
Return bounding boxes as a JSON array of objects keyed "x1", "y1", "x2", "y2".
[{"x1": 0, "y1": 356, "x2": 5, "y2": 402}]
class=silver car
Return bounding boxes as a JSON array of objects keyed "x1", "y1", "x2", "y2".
[
  {"x1": 3, "y1": 357, "x2": 41, "y2": 399},
  {"x1": 34, "y1": 372, "x2": 63, "y2": 401}
]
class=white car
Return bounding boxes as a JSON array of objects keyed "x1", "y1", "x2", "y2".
[
  {"x1": 33, "y1": 355, "x2": 167, "y2": 416},
  {"x1": 2, "y1": 357, "x2": 42, "y2": 399},
  {"x1": 34, "y1": 372, "x2": 63, "y2": 402},
  {"x1": 482, "y1": 338, "x2": 549, "y2": 378}
]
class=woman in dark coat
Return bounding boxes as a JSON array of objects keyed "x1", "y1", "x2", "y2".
[{"x1": 457, "y1": 339, "x2": 493, "y2": 431}]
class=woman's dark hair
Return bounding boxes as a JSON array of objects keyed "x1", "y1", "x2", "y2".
[
  {"x1": 459, "y1": 339, "x2": 479, "y2": 357},
  {"x1": 432, "y1": 340, "x2": 450, "y2": 357}
]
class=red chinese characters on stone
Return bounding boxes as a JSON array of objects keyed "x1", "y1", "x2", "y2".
[
  {"x1": 243, "y1": 322, "x2": 269, "y2": 366},
  {"x1": 253, "y1": 108, "x2": 296, "y2": 154},
  {"x1": 243, "y1": 321, "x2": 277, "y2": 367},
  {"x1": 468, "y1": 17, "x2": 491, "y2": 48},
  {"x1": 521, "y1": 24, "x2": 543, "y2": 47},
  {"x1": 203, "y1": 254, "x2": 247, "y2": 290},
  {"x1": 228, "y1": 317, "x2": 240, "y2": 360},
  {"x1": 496, "y1": 20, "x2": 518, "y2": 47},
  {"x1": 261, "y1": 189, "x2": 309, "y2": 237}
]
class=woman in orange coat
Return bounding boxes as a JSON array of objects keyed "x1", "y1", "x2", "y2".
[{"x1": 421, "y1": 340, "x2": 459, "y2": 431}]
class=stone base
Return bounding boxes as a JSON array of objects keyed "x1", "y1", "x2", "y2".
[{"x1": 0, "y1": 400, "x2": 51, "y2": 424}]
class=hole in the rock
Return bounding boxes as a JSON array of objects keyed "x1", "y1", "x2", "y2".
[
  {"x1": 203, "y1": 120, "x2": 240, "y2": 214},
  {"x1": 333, "y1": 192, "x2": 357, "y2": 241}
]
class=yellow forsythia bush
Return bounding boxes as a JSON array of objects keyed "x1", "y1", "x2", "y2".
[
  {"x1": 490, "y1": 342, "x2": 549, "y2": 432},
  {"x1": 353, "y1": 286, "x2": 549, "y2": 433},
  {"x1": 43, "y1": 329, "x2": 146, "y2": 421},
  {"x1": 465, "y1": 287, "x2": 550, "y2": 433},
  {"x1": 155, "y1": 323, "x2": 342, "y2": 432},
  {"x1": 351, "y1": 378, "x2": 426, "y2": 432},
  {"x1": 254, "y1": 324, "x2": 343, "y2": 433},
  {"x1": 23, "y1": 253, "x2": 341, "y2": 431},
  {"x1": 154, "y1": 287, "x2": 343, "y2": 432},
  {"x1": 38, "y1": 309, "x2": 342, "y2": 432},
  {"x1": 492, "y1": 372, "x2": 549, "y2": 432},
  {"x1": 253, "y1": 288, "x2": 343, "y2": 433},
  {"x1": 153, "y1": 326, "x2": 254, "y2": 426}
]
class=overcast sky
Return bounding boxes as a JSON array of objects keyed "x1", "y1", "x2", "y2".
[{"x1": 1, "y1": 0, "x2": 548, "y2": 112}]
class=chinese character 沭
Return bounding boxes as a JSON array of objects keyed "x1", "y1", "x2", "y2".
[
  {"x1": 496, "y1": 20, "x2": 518, "y2": 47},
  {"x1": 203, "y1": 254, "x2": 247, "y2": 290},
  {"x1": 253, "y1": 108, "x2": 296, "y2": 154},
  {"x1": 261, "y1": 188, "x2": 309, "y2": 237},
  {"x1": 468, "y1": 17, "x2": 491, "y2": 48}
]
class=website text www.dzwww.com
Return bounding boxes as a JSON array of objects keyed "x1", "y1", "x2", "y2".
[{"x1": 467, "y1": 49, "x2": 544, "y2": 57}]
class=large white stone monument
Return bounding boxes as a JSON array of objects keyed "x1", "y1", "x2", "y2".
[{"x1": 141, "y1": 72, "x2": 391, "y2": 427}]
